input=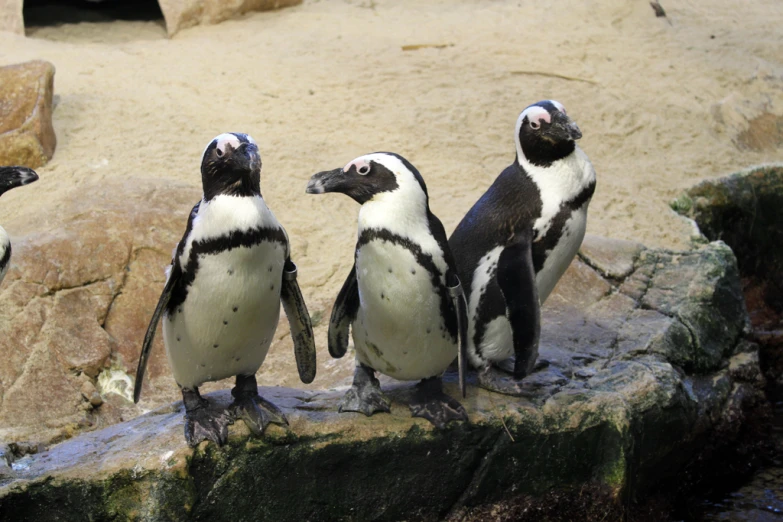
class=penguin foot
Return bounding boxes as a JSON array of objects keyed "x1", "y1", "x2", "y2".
[
  {"x1": 338, "y1": 363, "x2": 391, "y2": 416},
  {"x1": 409, "y1": 377, "x2": 468, "y2": 429},
  {"x1": 182, "y1": 388, "x2": 232, "y2": 447},
  {"x1": 338, "y1": 386, "x2": 391, "y2": 416},
  {"x1": 477, "y1": 365, "x2": 535, "y2": 397},
  {"x1": 230, "y1": 395, "x2": 288, "y2": 436},
  {"x1": 229, "y1": 374, "x2": 287, "y2": 436},
  {"x1": 496, "y1": 357, "x2": 549, "y2": 375}
]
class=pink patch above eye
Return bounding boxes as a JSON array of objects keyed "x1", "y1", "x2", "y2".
[
  {"x1": 524, "y1": 106, "x2": 551, "y2": 125},
  {"x1": 344, "y1": 158, "x2": 370, "y2": 173}
]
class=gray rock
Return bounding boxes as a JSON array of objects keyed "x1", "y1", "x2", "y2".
[
  {"x1": 0, "y1": 238, "x2": 762, "y2": 520},
  {"x1": 671, "y1": 163, "x2": 783, "y2": 283}
]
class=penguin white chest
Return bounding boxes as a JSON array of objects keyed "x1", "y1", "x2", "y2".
[
  {"x1": 352, "y1": 241, "x2": 456, "y2": 381},
  {"x1": 535, "y1": 204, "x2": 588, "y2": 303},
  {"x1": 163, "y1": 240, "x2": 286, "y2": 389}
]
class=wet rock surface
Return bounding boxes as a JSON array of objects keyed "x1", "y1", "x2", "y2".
[
  {"x1": 0, "y1": 230, "x2": 762, "y2": 520},
  {"x1": 0, "y1": 60, "x2": 56, "y2": 169},
  {"x1": 673, "y1": 164, "x2": 783, "y2": 522},
  {"x1": 672, "y1": 164, "x2": 783, "y2": 293}
]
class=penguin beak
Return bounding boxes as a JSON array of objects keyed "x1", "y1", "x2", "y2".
[
  {"x1": 239, "y1": 142, "x2": 261, "y2": 174},
  {"x1": 550, "y1": 111, "x2": 582, "y2": 141},
  {"x1": 0, "y1": 166, "x2": 39, "y2": 197},
  {"x1": 306, "y1": 168, "x2": 345, "y2": 195}
]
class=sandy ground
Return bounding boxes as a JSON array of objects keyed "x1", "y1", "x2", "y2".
[{"x1": 0, "y1": 0, "x2": 782, "y2": 319}]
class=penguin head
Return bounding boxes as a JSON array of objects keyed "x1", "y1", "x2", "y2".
[
  {"x1": 0, "y1": 166, "x2": 39, "y2": 197},
  {"x1": 515, "y1": 100, "x2": 582, "y2": 167},
  {"x1": 306, "y1": 152, "x2": 428, "y2": 205},
  {"x1": 200, "y1": 133, "x2": 261, "y2": 201}
]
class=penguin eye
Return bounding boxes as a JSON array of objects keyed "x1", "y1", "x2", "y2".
[
  {"x1": 215, "y1": 147, "x2": 224, "y2": 158},
  {"x1": 529, "y1": 120, "x2": 540, "y2": 130},
  {"x1": 358, "y1": 165, "x2": 370, "y2": 175}
]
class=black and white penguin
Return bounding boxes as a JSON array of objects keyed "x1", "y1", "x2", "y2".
[
  {"x1": 448, "y1": 100, "x2": 596, "y2": 395},
  {"x1": 306, "y1": 152, "x2": 469, "y2": 429},
  {"x1": 0, "y1": 166, "x2": 39, "y2": 286},
  {"x1": 134, "y1": 133, "x2": 317, "y2": 446}
]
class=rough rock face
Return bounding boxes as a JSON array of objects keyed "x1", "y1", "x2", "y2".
[
  {"x1": 0, "y1": 60, "x2": 56, "y2": 169},
  {"x1": 0, "y1": 0, "x2": 301, "y2": 36},
  {"x1": 0, "y1": 179, "x2": 197, "y2": 445},
  {"x1": 673, "y1": 163, "x2": 783, "y2": 386},
  {"x1": 672, "y1": 164, "x2": 783, "y2": 287},
  {"x1": 0, "y1": 177, "x2": 344, "y2": 447},
  {"x1": 0, "y1": 230, "x2": 763, "y2": 520}
]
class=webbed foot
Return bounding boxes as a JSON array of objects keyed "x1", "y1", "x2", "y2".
[
  {"x1": 338, "y1": 363, "x2": 391, "y2": 416},
  {"x1": 477, "y1": 361, "x2": 548, "y2": 397},
  {"x1": 182, "y1": 388, "x2": 232, "y2": 447},
  {"x1": 229, "y1": 374, "x2": 287, "y2": 436},
  {"x1": 495, "y1": 356, "x2": 549, "y2": 375},
  {"x1": 409, "y1": 377, "x2": 468, "y2": 429}
]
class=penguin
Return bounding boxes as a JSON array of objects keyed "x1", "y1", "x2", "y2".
[
  {"x1": 306, "y1": 152, "x2": 469, "y2": 429},
  {"x1": 134, "y1": 133, "x2": 317, "y2": 447},
  {"x1": 448, "y1": 100, "x2": 596, "y2": 396},
  {"x1": 0, "y1": 166, "x2": 39, "y2": 286}
]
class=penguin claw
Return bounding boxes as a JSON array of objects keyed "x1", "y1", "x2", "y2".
[
  {"x1": 184, "y1": 404, "x2": 232, "y2": 447},
  {"x1": 478, "y1": 365, "x2": 537, "y2": 397},
  {"x1": 338, "y1": 385, "x2": 391, "y2": 417},
  {"x1": 230, "y1": 395, "x2": 288, "y2": 436},
  {"x1": 408, "y1": 378, "x2": 468, "y2": 429},
  {"x1": 495, "y1": 357, "x2": 549, "y2": 375}
]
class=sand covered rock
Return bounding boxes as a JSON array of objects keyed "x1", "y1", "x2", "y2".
[
  {"x1": 0, "y1": 230, "x2": 762, "y2": 519},
  {"x1": 711, "y1": 68, "x2": 783, "y2": 152},
  {"x1": 0, "y1": 0, "x2": 23, "y2": 35},
  {"x1": 0, "y1": 0, "x2": 300, "y2": 37},
  {"x1": 159, "y1": 0, "x2": 302, "y2": 36},
  {"x1": 0, "y1": 60, "x2": 56, "y2": 169}
]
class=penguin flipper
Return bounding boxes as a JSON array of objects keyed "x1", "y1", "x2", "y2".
[
  {"x1": 133, "y1": 264, "x2": 181, "y2": 404},
  {"x1": 280, "y1": 259, "x2": 317, "y2": 384},
  {"x1": 496, "y1": 235, "x2": 541, "y2": 379},
  {"x1": 447, "y1": 272, "x2": 469, "y2": 398},
  {"x1": 328, "y1": 265, "x2": 359, "y2": 359}
]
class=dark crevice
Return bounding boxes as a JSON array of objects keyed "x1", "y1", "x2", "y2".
[
  {"x1": 668, "y1": 167, "x2": 783, "y2": 520},
  {"x1": 23, "y1": 0, "x2": 163, "y2": 27}
]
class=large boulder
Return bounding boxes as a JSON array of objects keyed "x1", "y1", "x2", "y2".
[
  {"x1": 0, "y1": 0, "x2": 301, "y2": 37},
  {"x1": 158, "y1": 0, "x2": 302, "y2": 36},
  {"x1": 673, "y1": 164, "x2": 783, "y2": 387},
  {"x1": 672, "y1": 164, "x2": 783, "y2": 302},
  {"x1": 0, "y1": 223, "x2": 763, "y2": 520},
  {"x1": 0, "y1": 60, "x2": 56, "y2": 169},
  {"x1": 0, "y1": 178, "x2": 344, "y2": 447}
]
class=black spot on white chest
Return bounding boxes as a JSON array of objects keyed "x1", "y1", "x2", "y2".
[{"x1": 167, "y1": 226, "x2": 288, "y2": 316}]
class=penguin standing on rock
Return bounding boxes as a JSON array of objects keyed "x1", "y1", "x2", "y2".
[
  {"x1": 134, "y1": 133, "x2": 317, "y2": 447},
  {"x1": 0, "y1": 166, "x2": 39, "y2": 286},
  {"x1": 449, "y1": 100, "x2": 596, "y2": 396},
  {"x1": 306, "y1": 152, "x2": 469, "y2": 429}
]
